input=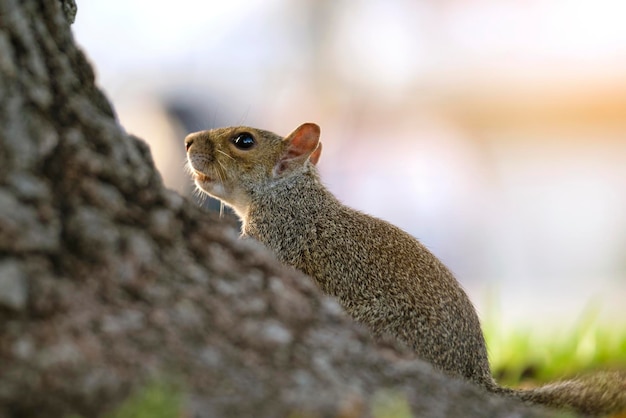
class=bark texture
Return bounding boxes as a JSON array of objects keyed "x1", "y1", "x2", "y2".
[{"x1": 0, "y1": 1, "x2": 552, "y2": 417}]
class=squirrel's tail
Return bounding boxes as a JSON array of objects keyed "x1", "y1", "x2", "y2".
[{"x1": 492, "y1": 371, "x2": 626, "y2": 416}]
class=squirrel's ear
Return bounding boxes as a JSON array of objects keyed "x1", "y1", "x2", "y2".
[
  {"x1": 309, "y1": 142, "x2": 322, "y2": 166},
  {"x1": 275, "y1": 123, "x2": 322, "y2": 175}
]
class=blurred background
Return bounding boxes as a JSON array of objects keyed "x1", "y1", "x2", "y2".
[{"x1": 73, "y1": 0, "x2": 626, "y2": 330}]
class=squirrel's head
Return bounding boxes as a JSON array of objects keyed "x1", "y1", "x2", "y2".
[{"x1": 185, "y1": 122, "x2": 322, "y2": 217}]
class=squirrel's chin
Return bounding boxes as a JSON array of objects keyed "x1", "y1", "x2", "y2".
[{"x1": 195, "y1": 178, "x2": 228, "y2": 201}]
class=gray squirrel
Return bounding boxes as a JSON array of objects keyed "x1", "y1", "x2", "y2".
[{"x1": 185, "y1": 122, "x2": 625, "y2": 416}]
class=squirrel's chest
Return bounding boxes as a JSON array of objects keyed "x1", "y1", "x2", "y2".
[{"x1": 244, "y1": 215, "x2": 315, "y2": 266}]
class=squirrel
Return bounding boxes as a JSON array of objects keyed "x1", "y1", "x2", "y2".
[{"x1": 185, "y1": 122, "x2": 626, "y2": 416}]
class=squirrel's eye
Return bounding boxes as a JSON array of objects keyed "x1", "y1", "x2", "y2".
[{"x1": 231, "y1": 132, "x2": 255, "y2": 150}]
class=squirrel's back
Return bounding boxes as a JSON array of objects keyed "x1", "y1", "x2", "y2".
[{"x1": 245, "y1": 169, "x2": 494, "y2": 387}]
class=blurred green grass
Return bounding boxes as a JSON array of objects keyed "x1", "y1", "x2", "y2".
[
  {"x1": 66, "y1": 380, "x2": 183, "y2": 418},
  {"x1": 483, "y1": 300, "x2": 626, "y2": 387},
  {"x1": 104, "y1": 380, "x2": 182, "y2": 418}
]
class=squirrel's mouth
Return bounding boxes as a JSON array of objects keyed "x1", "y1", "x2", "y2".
[{"x1": 193, "y1": 170, "x2": 213, "y2": 183}]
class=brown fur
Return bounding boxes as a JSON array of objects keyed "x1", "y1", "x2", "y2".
[{"x1": 185, "y1": 123, "x2": 626, "y2": 416}]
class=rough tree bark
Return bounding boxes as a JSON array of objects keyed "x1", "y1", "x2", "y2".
[{"x1": 0, "y1": 1, "x2": 552, "y2": 417}]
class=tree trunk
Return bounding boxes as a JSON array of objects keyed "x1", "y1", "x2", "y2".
[{"x1": 0, "y1": 1, "x2": 549, "y2": 417}]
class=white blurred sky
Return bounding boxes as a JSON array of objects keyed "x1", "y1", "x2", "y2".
[
  {"x1": 75, "y1": 0, "x2": 626, "y2": 87},
  {"x1": 73, "y1": 0, "x2": 626, "y2": 327}
]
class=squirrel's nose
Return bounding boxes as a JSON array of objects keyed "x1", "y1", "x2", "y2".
[{"x1": 184, "y1": 135, "x2": 194, "y2": 151}]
